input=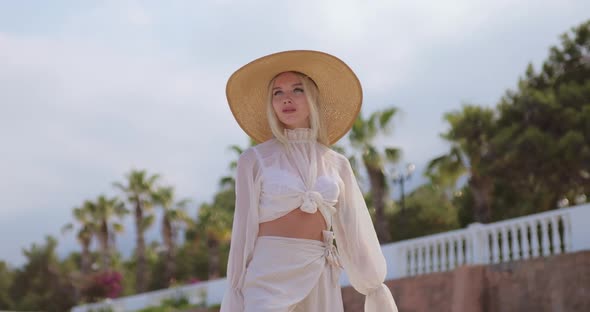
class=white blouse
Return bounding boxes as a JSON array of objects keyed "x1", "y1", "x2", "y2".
[{"x1": 221, "y1": 128, "x2": 397, "y2": 311}]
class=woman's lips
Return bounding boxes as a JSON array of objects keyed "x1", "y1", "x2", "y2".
[{"x1": 282, "y1": 108, "x2": 296, "y2": 113}]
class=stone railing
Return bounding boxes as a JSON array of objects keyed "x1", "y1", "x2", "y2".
[{"x1": 72, "y1": 203, "x2": 590, "y2": 312}]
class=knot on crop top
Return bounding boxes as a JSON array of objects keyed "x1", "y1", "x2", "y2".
[{"x1": 301, "y1": 190, "x2": 337, "y2": 215}]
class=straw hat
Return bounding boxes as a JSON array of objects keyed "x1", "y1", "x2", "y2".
[{"x1": 226, "y1": 50, "x2": 362, "y2": 145}]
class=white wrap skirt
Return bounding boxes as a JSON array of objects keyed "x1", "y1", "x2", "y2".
[{"x1": 242, "y1": 230, "x2": 344, "y2": 312}]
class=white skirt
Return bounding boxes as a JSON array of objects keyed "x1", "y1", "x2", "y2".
[{"x1": 242, "y1": 230, "x2": 344, "y2": 312}]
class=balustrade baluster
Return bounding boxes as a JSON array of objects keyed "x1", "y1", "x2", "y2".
[
  {"x1": 520, "y1": 223, "x2": 530, "y2": 260},
  {"x1": 417, "y1": 246, "x2": 424, "y2": 274},
  {"x1": 409, "y1": 247, "x2": 416, "y2": 276},
  {"x1": 530, "y1": 221, "x2": 539, "y2": 258},
  {"x1": 457, "y1": 237, "x2": 464, "y2": 265},
  {"x1": 469, "y1": 235, "x2": 473, "y2": 264},
  {"x1": 448, "y1": 239, "x2": 455, "y2": 270},
  {"x1": 563, "y1": 215, "x2": 572, "y2": 252},
  {"x1": 501, "y1": 227, "x2": 510, "y2": 262},
  {"x1": 511, "y1": 225, "x2": 520, "y2": 261},
  {"x1": 541, "y1": 218, "x2": 550, "y2": 256},
  {"x1": 551, "y1": 216, "x2": 561, "y2": 254},
  {"x1": 433, "y1": 241, "x2": 439, "y2": 272},
  {"x1": 426, "y1": 244, "x2": 432, "y2": 273},
  {"x1": 492, "y1": 229, "x2": 500, "y2": 263},
  {"x1": 441, "y1": 240, "x2": 447, "y2": 271}
]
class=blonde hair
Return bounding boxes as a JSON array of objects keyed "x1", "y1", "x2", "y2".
[{"x1": 266, "y1": 71, "x2": 329, "y2": 145}]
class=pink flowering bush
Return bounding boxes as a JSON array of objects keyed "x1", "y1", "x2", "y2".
[{"x1": 82, "y1": 271, "x2": 123, "y2": 302}]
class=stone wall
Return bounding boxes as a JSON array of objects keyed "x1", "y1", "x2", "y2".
[{"x1": 341, "y1": 251, "x2": 590, "y2": 312}]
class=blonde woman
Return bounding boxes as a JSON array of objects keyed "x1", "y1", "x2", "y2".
[{"x1": 221, "y1": 50, "x2": 398, "y2": 312}]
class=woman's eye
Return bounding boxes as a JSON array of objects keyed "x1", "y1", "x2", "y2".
[
  {"x1": 273, "y1": 90, "x2": 283, "y2": 96},
  {"x1": 293, "y1": 88, "x2": 304, "y2": 94}
]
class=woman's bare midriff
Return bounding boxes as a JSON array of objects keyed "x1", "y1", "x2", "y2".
[{"x1": 258, "y1": 208, "x2": 327, "y2": 241}]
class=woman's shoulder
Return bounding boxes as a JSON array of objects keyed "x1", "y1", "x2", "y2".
[
  {"x1": 320, "y1": 145, "x2": 350, "y2": 169},
  {"x1": 237, "y1": 139, "x2": 279, "y2": 164},
  {"x1": 237, "y1": 147, "x2": 259, "y2": 167}
]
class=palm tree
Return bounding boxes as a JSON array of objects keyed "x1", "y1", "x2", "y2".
[
  {"x1": 88, "y1": 195, "x2": 128, "y2": 270},
  {"x1": 425, "y1": 146, "x2": 467, "y2": 202},
  {"x1": 195, "y1": 199, "x2": 233, "y2": 280},
  {"x1": 428, "y1": 105, "x2": 496, "y2": 223},
  {"x1": 62, "y1": 204, "x2": 96, "y2": 274},
  {"x1": 151, "y1": 186, "x2": 191, "y2": 286},
  {"x1": 113, "y1": 169, "x2": 159, "y2": 293},
  {"x1": 349, "y1": 107, "x2": 401, "y2": 243}
]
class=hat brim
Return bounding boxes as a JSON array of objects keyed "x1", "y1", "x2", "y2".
[{"x1": 226, "y1": 50, "x2": 362, "y2": 145}]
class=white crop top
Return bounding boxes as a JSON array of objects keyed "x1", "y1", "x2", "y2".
[
  {"x1": 221, "y1": 128, "x2": 398, "y2": 312},
  {"x1": 254, "y1": 129, "x2": 340, "y2": 228}
]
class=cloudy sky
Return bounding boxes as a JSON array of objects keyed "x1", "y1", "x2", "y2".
[{"x1": 0, "y1": 1, "x2": 588, "y2": 266}]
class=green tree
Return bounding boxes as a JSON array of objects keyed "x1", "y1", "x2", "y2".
[
  {"x1": 390, "y1": 184, "x2": 460, "y2": 241},
  {"x1": 113, "y1": 169, "x2": 160, "y2": 293},
  {"x1": 349, "y1": 108, "x2": 401, "y2": 243},
  {"x1": 0, "y1": 261, "x2": 14, "y2": 309},
  {"x1": 492, "y1": 20, "x2": 590, "y2": 213},
  {"x1": 9, "y1": 236, "x2": 76, "y2": 312}
]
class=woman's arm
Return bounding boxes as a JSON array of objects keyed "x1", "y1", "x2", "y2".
[
  {"x1": 332, "y1": 155, "x2": 398, "y2": 312},
  {"x1": 220, "y1": 149, "x2": 261, "y2": 312}
]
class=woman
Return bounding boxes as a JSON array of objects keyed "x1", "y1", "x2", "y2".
[{"x1": 221, "y1": 50, "x2": 398, "y2": 312}]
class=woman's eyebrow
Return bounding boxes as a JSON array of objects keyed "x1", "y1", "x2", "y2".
[{"x1": 272, "y1": 83, "x2": 303, "y2": 91}]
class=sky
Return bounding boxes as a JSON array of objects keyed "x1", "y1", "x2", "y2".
[{"x1": 0, "y1": 0, "x2": 588, "y2": 267}]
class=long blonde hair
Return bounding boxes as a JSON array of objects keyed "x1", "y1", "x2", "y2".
[{"x1": 266, "y1": 71, "x2": 329, "y2": 145}]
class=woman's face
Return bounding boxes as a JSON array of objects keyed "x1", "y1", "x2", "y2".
[{"x1": 271, "y1": 72, "x2": 311, "y2": 129}]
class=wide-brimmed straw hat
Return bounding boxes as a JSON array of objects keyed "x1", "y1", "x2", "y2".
[{"x1": 226, "y1": 50, "x2": 362, "y2": 145}]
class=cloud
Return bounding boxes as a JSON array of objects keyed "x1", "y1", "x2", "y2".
[
  {"x1": 0, "y1": 31, "x2": 248, "y2": 264},
  {"x1": 0, "y1": 1, "x2": 265, "y2": 263}
]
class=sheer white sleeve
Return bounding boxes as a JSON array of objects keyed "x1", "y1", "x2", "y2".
[
  {"x1": 332, "y1": 156, "x2": 398, "y2": 312},
  {"x1": 220, "y1": 148, "x2": 261, "y2": 312}
]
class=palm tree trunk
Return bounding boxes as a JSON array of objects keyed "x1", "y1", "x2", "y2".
[
  {"x1": 81, "y1": 240, "x2": 91, "y2": 274},
  {"x1": 469, "y1": 175, "x2": 493, "y2": 223},
  {"x1": 207, "y1": 236, "x2": 220, "y2": 280},
  {"x1": 166, "y1": 246, "x2": 176, "y2": 286},
  {"x1": 365, "y1": 161, "x2": 392, "y2": 243},
  {"x1": 100, "y1": 221, "x2": 110, "y2": 270},
  {"x1": 135, "y1": 198, "x2": 147, "y2": 293},
  {"x1": 163, "y1": 217, "x2": 176, "y2": 286}
]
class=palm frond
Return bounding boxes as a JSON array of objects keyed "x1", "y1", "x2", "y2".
[
  {"x1": 141, "y1": 215, "x2": 155, "y2": 231},
  {"x1": 228, "y1": 145, "x2": 244, "y2": 156},
  {"x1": 379, "y1": 108, "x2": 398, "y2": 129},
  {"x1": 384, "y1": 147, "x2": 401, "y2": 163}
]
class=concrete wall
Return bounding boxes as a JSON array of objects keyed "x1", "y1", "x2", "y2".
[{"x1": 342, "y1": 251, "x2": 590, "y2": 312}]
